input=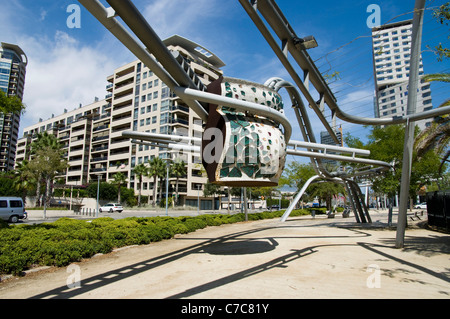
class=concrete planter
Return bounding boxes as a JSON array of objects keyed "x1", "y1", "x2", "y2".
[{"x1": 203, "y1": 77, "x2": 287, "y2": 187}]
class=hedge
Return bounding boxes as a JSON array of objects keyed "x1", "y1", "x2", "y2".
[{"x1": 0, "y1": 209, "x2": 311, "y2": 276}]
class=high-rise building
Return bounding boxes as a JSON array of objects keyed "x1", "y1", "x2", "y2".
[
  {"x1": 371, "y1": 20, "x2": 432, "y2": 130},
  {"x1": 320, "y1": 127, "x2": 343, "y2": 167},
  {"x1": 16, "y1": 36, "x2": 225, "y2": 209},
  {"x1": 0, "y1": 43, "x2": 27, "y2": 172}
]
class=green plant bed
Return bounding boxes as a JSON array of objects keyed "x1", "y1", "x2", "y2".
[{"x1": 0, "y1": 209, "x2": 311, "y2": 276}]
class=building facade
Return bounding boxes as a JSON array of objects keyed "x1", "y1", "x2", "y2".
[
  {"x1": 16, "y1": 36, "x2": 225, "y2": 208},
  {"x1": 372, "y1": 20, "x2": 433, "y2": 129},
  {"x1": 0, "y1": 43, "x2": 27, "y2": 172},
  {"x1": 320, "y1": 127, "x2": 343, "y2": 167}
]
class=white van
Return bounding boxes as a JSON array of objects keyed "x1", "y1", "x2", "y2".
[{"x1": 0, "y1": 197, "x2": 26, "y2": 223}]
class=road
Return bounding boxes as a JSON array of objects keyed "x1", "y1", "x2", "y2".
[{"x1": 19, "y1": 207, "x2": 278, "y2": 224}]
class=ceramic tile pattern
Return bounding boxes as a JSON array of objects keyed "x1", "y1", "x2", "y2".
[{"x1": 214, "y1": 79, "x2": 287, "y2": 185}]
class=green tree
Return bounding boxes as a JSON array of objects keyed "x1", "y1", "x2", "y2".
[
  {"x1": 428, "y1": 2, "x2": 450, "y2": 61},
  {"x1": 414, "y1": 73, "x2": 450, "y2": 177},
  {"x1": 0, "y1": 173, "x2": 22, "y2": 197},
  {"x1": 147, "y1": 157, "x2": 165, "y2": 206},
  {"x1": 27, "y1": 146, "x2": 69, "y2": 208},
  {"x1": 12, "y1": 159, "x2": 35, "y2": 203},
  {"x1": 28, "y1": 132, "x2": 64, "y2": 206},
  {"x1": 133, "y1": 163, "x2": 148, "y2": 206},
  {"x1": 345, "y1": 125, "x2": 443, "y2": 207},
  {"x1": 86, "y1": 182, "x2": 117, "y2": 201},
  {"x1": 170, "y1": 159, "x2": 187, "y2": 206},
  {"x1": 0, "y1": 90, "x2": 26, "y2": 115},
  {"x1": 112, "y1": 172, "x2": 128, "y2": 204},
  {"x1": 282, "y1": 162, "x2": 345, "y2": 210}
]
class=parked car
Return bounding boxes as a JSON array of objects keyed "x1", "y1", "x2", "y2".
[
  {"x1": 414, "y1": 202, "x2": 427, "y2": 209},
  {"x1": 99, "y1": 203, "x2": 123, "y2": 213},
  {"x1": 0, "y1": 197, "x2": 26, "y2": 223}
]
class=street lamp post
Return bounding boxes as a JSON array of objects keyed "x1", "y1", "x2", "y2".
[
  {"x1": 96, "y1": 175, "x2": 100, "y2": 218},
  {"x1": 165, "y1": 158, "x2": 171, "y2": 217},
  {"x1": 197, "y1": 184, "x2": 201, "y2": 215}
]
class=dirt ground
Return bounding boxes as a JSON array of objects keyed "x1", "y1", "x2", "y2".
[{"x1": 0, "y1": 211, "x2": 449, "y2": 299}]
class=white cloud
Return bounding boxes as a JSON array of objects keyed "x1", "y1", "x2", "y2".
[
  {"x1": 19, "y1": 31, "x2": 119, "y2": 132},
  {"x1": 141, "y1": 0, "x2": 222, "y2": 40},
  {"x1": 39, "y1": 9, "x2": 47, "y2": 22},
  {"x1": 338, "y1": 89, "x2": 374, "y2": 114}
]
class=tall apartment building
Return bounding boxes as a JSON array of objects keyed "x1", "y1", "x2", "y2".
[
  {"x1": 0, "y1": 43, "x2": 27, "y2": 172},
  {"x1": 372, "y1": 20, "x2": 433, "y2": 130},
  {"x1": 320, "y1": 127, "x2": 343, "y2": 167},
  {"x1": 16, "y1": 36, "x2": 225, "y2": 208}
]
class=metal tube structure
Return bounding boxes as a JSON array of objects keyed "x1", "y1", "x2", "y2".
[
  {"x1": 80, "y1": 0, "x2": 417, "y2": 226},
  {"x1": 396, "y1": 0, "x2": 426, "y2": 249},
  {"x1": 239, "y1": 0, "x2": 450, "y2": 127},
  {"x1": 238, "y1": 0, "x2": 339, "y2": 144},
  {"x1": 124, "y1": 132, "x2": 390, "y2": 171},
  {"x1": 172, "y1": 86, "x2": 293, "y2": 142},
  {"x1": 105, "y1": 0, "x2": 210, "y2": 120},
  {"x1": 78, "y1": 0, "x2": 208, "y2": 122},
  {"x1": 280, "y1": 175, "x2": 321, "y2": 222},
  {"x1": 165, "y1": 160, "x2": 170, "y2": 216}
]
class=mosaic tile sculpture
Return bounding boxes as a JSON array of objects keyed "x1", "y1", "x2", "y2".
[{"x1": 202, "y1": 76, "x2": 287, "y2": 186}]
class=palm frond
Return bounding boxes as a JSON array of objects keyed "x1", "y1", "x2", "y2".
[{"x1": 423, "y1": 73, "x2": 450, "y2": 83}]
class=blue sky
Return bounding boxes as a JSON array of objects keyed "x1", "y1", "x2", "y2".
[{"x1": 1, "y1": 0, "x2": 449, "y2": 164}]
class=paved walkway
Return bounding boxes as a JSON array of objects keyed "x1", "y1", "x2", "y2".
[{"x1": 1, "y1": 211, "x2": 449, "y2": 299}]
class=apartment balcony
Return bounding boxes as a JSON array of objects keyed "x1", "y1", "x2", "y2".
[
  {"x1": 91, "y1": 135, "x2": 109, "y2": 143},
  {"x1": 109, "y1": 152, "x2": 130, "y2": 163},
  {"x1": 70, "y1": 138, "x2": 85, "y2": 147},
  {"x1": 170, "y1": 105, "x2": 190, "y2": 114},
  {"x1": 169, "y1": 118, "x2": 189, "y2": 127},
  {"x1": 112, "y1": 94, "x2": 133, "y2": 108},
  {"x1": 90, "y1": 167, "x2": 107, "y2": 173},
  {"x1": 91, "y1": 156, "x2": 108, "y2": 163},
  {"x1": 110, "y1": 125, "x2": 131, "y2": 139},
  {"x1": 92, "y1": 123, "x2": 110, "y2": 133},
  {"x1": 69, "y1": 158, "x2": 83, "y2": 166},
  {"x1": 114, "y1": 68, "x2": 134, "y2": 85},
  {"x1": 114, "y1": 81, "x2": 134, "y2": 96},
  {"x1": 93, "y1": 112, "x2": 111, "y2": 122},
  {"x1": 109, "y1": 139, "x2": 129, "y2": 149},
  {"x1": 91, "y1": 145, "x2": 109, "y2": 153}
]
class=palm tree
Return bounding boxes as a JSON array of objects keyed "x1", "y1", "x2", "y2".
[
  {"x1": 415, "y1": 73, "x2": 450, "y2": 176},
  {"x1": 12, "y1": 160, "x2": 34, "y2": 204},
  {"x1": 133, "y1": 163, "x2": 148, "y2": 207},
  {"x1": 29, "y1": 132, "x2": 64, "y2": 207},
  {"x1": 170, "y1": 159, "x2": 187, "y2": 206},
  {"x1": 112, "y1": 172, "x2": 128, "y2": 204},
  {"x1": 147, "y1": 157, "x2": 165, "y2": 206}
]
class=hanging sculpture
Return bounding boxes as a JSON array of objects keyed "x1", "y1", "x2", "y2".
[{"x1": 202, "y1": 76, "x2": 287, "y2": 186}]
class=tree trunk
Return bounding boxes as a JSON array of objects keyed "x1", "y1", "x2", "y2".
[
  {"x1": 152, "y1": 175, "x2": 157, "y2": 207},
  {"x1": 138, "y1": 176, "x2": 142, "y2": 207},
  {"x1": 159, "y1": 177, "x2": 164, "y2": 204},
  {"x1": 45, "y1": 177, "x2": 51, "y2": 207},
  {"x1": 35, "y1": 179, "x2": 41, "y2": 207},
  {"x1": 175, "y1": 177, "x2": 179, "y2": 206}
]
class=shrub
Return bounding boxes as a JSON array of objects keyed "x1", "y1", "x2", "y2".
[{"x1": 0, "y1": 208, "x2": 303, "y2": 276}]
